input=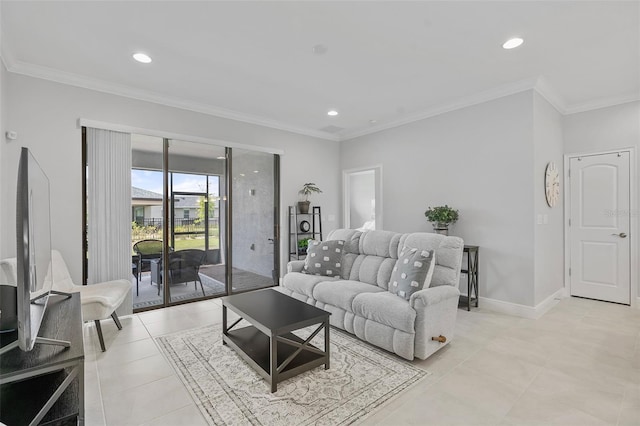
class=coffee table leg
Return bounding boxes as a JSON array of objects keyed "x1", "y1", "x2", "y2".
[
  {"x1": 270, "y1": 335, "x2": 278, "y2": 393},
  {"x1": 324, "y1": 319, "x2": 330, "y2": 370},
  {"x1": 222, "y1": 305, "x2": 227, "y2": 345}
]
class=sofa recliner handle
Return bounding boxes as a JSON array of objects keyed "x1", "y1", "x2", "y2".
[{"x1": 431, "y1": 335, "x2": 446, "y2": 343}]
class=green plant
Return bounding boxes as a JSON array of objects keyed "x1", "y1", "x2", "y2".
[
  {"x1": 297, "y1": 238, "x2": 311, "y2": 253},
  {"x1": 297, "y1": 238, "x2": 310, "y2": 250},
  {"x1": 298, "y1": 183, "x2": 322, "y2": 201},
  {"x1": 424, "y1": 205, "x2": 459, "y2": 225}
]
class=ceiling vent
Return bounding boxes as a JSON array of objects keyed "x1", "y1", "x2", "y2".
[{"x1": 319, "y1": 125, "x2": 345, "y2": 134}]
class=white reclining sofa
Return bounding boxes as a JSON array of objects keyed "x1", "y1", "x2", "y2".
[{"x1": 280, "y1": 229, "x2": 464, "y2": 360}]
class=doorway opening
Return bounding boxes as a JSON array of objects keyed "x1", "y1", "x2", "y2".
[{"x1": 343, "y1": 165, "x2": 383, "y2": 230}]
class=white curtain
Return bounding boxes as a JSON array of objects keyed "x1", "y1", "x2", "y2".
[{"x1": 86, "y1": 128, "x2": 132, "y2": 290}]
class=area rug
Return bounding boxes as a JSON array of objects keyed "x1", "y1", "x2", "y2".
[{"x1": 156, "y1": 323, "x2": 429, "y2": 425}]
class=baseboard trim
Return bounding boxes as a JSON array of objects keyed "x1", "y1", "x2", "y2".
[{"x1": 462, "y1": 288, "x2": 565, "y2": 319}]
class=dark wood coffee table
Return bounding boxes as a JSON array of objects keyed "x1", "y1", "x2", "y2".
[{"x1": 221, "y1": 288, "x2": 330, "y2": 392}]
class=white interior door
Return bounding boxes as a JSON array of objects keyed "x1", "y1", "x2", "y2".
[{"x1": 569, "y1": 152, "x2": 630, "y2": 304}]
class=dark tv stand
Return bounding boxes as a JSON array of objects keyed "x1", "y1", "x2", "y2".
[
  {"x1": 0, "y1": 291, "x2": 73, "y2": 356},
  {"x1": 0, "y1": 336, "x2": 71, "y2": 356},
  {"x1": 0, "y1": 293, "x2": 84, "y2": 425}
]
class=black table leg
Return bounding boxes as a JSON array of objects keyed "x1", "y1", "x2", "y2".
[
  {"x1": 222, "y1": 305, "x2": 227, "y2": 345},
  {"x1": 324, "y1": 320, "x2": 330, "y2": 370},
  {"x1": 270, "y1": 335, "x2": 278, "y2": 393}
]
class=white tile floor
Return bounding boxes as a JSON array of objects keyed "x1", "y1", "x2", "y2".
[{"x1": 84, "y1": 296, "x2": 640, "y2": 425}]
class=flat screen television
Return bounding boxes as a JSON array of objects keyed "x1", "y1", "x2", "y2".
[
  {"x1": 16, "y1": 147, "x2": 54, "y2": 351},
  {"x1": 0, "y1": 147, "x2": 68, "y2": 355}
]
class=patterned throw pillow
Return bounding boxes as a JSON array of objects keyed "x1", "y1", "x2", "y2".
[
  {"x1": 302, "y1": 240, "x2": 345, "y2": 277},
  {"x1": 388, "y1": 247, "x2": 436, "y2": 300}
]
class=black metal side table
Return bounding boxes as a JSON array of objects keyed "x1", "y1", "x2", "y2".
[{"x1": 460, "y1": 245, "x2": 479, "y2": 311}]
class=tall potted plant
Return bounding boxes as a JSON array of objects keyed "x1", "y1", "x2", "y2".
[
  {"x1": 298, "y1": 183, "x2": 322, "y2": 214},
  {"x1": 424, "y1": 205, "x2": 459, "y2": 235}
]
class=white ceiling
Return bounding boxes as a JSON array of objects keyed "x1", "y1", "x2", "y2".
[{"x1": 2, "y1": 1, "x2": 638, "y2": 141}]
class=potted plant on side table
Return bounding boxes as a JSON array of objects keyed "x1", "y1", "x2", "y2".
[
  {"x1": 298, "y1": 183, "x2": 322, "y2": 214},
  {"x1": 425, "y1": 205, "x2": 459, "y2": 236}
]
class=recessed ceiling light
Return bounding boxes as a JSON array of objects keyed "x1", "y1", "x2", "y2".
[
  {"x1": 133, "y1": 52, "x2": 152, "y2": 63},
  {"x1": 216, "y1": 156, "x2": 225, "y2": 160},
  {"x1": 502, "y1": 38, "x2": 524, "y2": 49},
  {"x1": 253, "y1": 170, "x2": 259, "y2": 173},
  {"x1": 312, "y1": 44, "x2": 328, "y2": 55},
  {"x1": 239, "y1": 173, "x2": 245, "y2": 177},
  {"x1": 327, "y1": 110, "x2": 339, "y2": 116}
]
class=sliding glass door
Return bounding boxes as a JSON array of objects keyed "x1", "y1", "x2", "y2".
[
  {"x1": 229, "y1": 148, "x2": 279, "y2": 293},
  {"x1": 85, "y1": 129, "x2": 279, "y2": 313},
  {"x1": 166, "y1": 139, "x2": 227, "y2": 304},
  {"x1": 130, "y1": 135, "x2": 167, "y2": 310}
]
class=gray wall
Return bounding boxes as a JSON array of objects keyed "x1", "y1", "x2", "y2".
[
  {"x1": 533, "y1": 93, "x2": 565, "y2": 305},
  {"x1": 0, "y1": 71, "x2": 341, "y2": 287},
  {"x1": 341, "y1": 91, "x2": 536, "y2": 306},
  {"x1": 563, "y1": 101, "x2": 640, "y2": 301}
]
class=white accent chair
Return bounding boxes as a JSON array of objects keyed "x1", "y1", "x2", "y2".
[{"x1": 0, "y1": 250, "x2": 131, "y2": 351}]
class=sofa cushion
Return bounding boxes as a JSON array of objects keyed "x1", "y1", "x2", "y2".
[
  {"x1": 352, "y1": 292, "x2": 416, "y2": 333},
  {"x1": 359, "y1": 230, "x2": 402, "y2": 258},
  {"x1": 401, "y1": 233, "x2": 463, "y2": 287},
  {"x1": 326, "y1": 229, "x2": 362, "y2": 254},
  {"x1": 389, "y1": 247, "x2": 435, "y2": 300},
  {"x1": 302, "y1": 240, "x2": 345, "y2": 277},
  {"x1": 313, "y1": 280, "x2": 383, "y2": 312},
  {"x1": 282, "y1": 272, "x2": 339, "y2": 298},
  {"x1": 347, "y1": 255, "x2": 396, "y2": 289}
]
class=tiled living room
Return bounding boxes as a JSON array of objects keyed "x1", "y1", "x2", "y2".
[
  {"x1": 84, "y1": 295, "x2": 639, "y2": 425},
  {"x1": 0, "y1": 1, "x2": 638, "y2": 425}
]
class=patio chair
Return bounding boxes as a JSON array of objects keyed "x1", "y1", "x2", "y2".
[
  {"x1": 151, "y1": 249, "x2": 206, "y2": 297},
  {"x1": 132, "y1": 239, "x2": 164, "y2": 281}
]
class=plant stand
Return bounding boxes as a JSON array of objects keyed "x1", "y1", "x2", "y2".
[{"x1": 289, "y1": 206, "x2": 322, "y2": 260}]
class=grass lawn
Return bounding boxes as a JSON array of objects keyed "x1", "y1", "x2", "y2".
[{"x1": 173, "y1": 238, "x2": 220, "y2": 251}]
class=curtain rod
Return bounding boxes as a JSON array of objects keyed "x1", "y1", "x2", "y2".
[{"x1": 77, "y1": 118, "x2": 285, "y2": 156}]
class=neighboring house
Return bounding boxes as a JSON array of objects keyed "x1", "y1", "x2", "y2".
[
  {"x1": 173, "y1": 195, "x2": 200, "y2": 222},
  {"x1": 132, "y1": 187, "x2": 215, "y2": 226},
  {"x1": 131, "y1": 187, "x2": 162, "y2": 226}
]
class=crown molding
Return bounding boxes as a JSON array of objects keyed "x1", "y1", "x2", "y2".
[
  {"x1": 0, "y1": 28, "x2": 15, "y2": 72},
  {"x1": 2, "y1": 41, "x2": 637, "y2": 141},
  {"x1": 1, "y1": 51, "x2": 339, "y2": 142},
  {"x1": 533, "y1": 76, "x2": 567, "y2": 114},
  {"x1": 563, "y1": 92, "x2": 640, "y2": 115},
  {"x1": 339, "y1": 78, "x2": 540, "y2": 141}
]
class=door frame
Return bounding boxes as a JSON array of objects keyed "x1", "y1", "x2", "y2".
[
  {"x1": 563, "y1": 147, "x2": 638, "y2": 307},
  {"x1": 342, "y1": 164, "x2": 383, "y2": 230}
]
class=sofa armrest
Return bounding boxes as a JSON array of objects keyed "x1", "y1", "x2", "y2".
[
  {"x1": 287, "y1": 260, "x2": 305, "y2": 273},
  {"x1": 410, "y1": 285, "x2": 460, "y2": 309}
]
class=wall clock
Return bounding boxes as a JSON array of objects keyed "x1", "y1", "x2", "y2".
[
  {"x1": 545, "y1": 162, "x2": 560, "y2": 207},
  {"x1": 300, "y1": 220, "x2": 311, "y2": 233}
]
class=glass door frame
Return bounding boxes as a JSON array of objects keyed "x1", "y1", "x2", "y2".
[{"x1": 224, "y1": 147, "x2": 280, "y2": 296}]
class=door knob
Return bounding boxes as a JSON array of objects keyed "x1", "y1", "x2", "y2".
[{"x1": 611, "y1": 233, "x2": 627, "y2": 238}]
